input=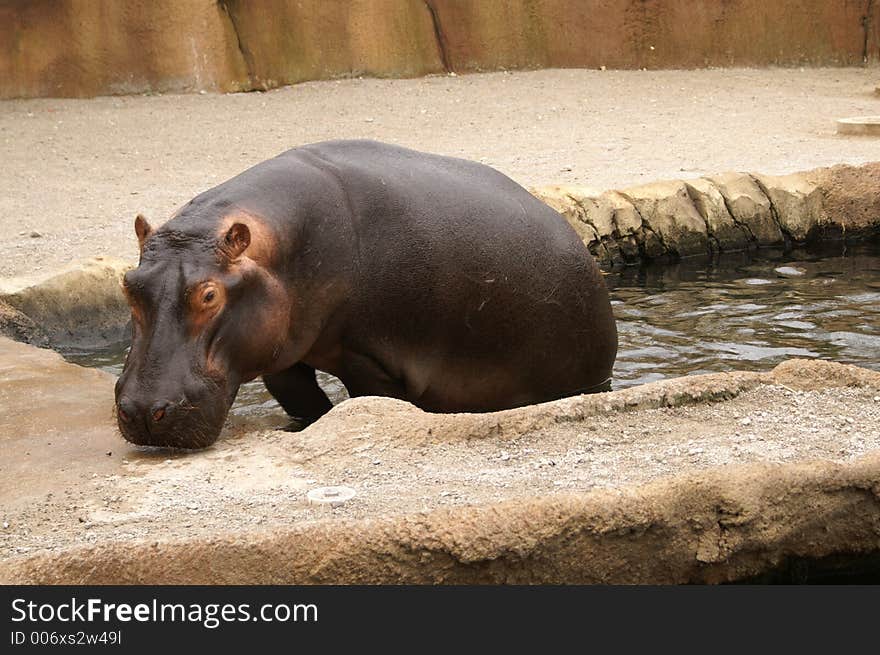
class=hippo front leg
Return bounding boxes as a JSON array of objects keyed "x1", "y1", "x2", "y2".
[{"x1": 263, "y1": 363, "x2": 333, "y2": 425}]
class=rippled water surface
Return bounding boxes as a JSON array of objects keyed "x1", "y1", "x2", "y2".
[
  {"x1": 606, "y1": 243, "x2": 880, "y2": 387},
  {"x1": 65, "y1": 243, "x2": 880, "y2": 426}
]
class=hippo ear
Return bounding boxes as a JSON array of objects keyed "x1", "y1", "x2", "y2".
[
  {"x1": 134, "y1": 214, "x2": 153, "y2": 251},
  {"x1": 222, "y1": 222, "x2": 251, "y2": 259}
]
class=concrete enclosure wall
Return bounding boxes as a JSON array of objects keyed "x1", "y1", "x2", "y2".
[
  {"x1": 1, "y1": 0, "x2": 878, "y2": 99},
  {"x1": 0, "y1": 0, "x2": 249, "y2": 98}
]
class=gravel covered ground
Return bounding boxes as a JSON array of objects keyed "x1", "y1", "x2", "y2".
[
  {"x1": 1, "y1": 66, "x2": 878, "y2": 277},
  {"x1": 3, "y1": 376, "x2": 879, "y2": 560}
]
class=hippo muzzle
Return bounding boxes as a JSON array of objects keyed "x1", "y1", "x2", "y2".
[{"x1": 114, "y1": 369, "x2": 234, "y2": 449}]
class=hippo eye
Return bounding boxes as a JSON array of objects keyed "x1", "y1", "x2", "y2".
[{"x1": 203, "y1": 290, "x2": 216, "y2": 304}]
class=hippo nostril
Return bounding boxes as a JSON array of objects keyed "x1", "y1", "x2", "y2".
[
  {"x1": 117, "y1": 398, "x2": 136, "y2": 424},
  {"x1": 152, "y1": 404, "x2": 167, "y2": 422}
]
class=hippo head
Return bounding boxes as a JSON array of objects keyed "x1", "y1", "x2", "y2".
[{"x1": 115, "y1": 214, "x2": 289, "y2": 448}]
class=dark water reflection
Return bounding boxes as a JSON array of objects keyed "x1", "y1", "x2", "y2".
[
  {"x1": 65, "y1": 242, "x2": 879, "y2": 425},
  {"x1": 606, "y1": 242, "x2": 880, "y2": 387}
]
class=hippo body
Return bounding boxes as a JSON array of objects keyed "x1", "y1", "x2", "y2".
[{"x1": 116, "y1": 140, "x2": 617, "y2": 447}]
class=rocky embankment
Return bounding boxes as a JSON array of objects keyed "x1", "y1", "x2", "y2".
[
  {"x1": 0, "y1": 337, "x2": 879, "y2": 584},
  {"x1": 534, "y1": 162, "x2": 880, "y2": 267}
]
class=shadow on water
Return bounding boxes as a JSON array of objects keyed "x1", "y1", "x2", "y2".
[{"x1": 64, "y1": 241, "x2": 880, "y2": 427}]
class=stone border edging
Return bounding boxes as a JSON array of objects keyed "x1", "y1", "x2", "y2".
[
  {"x1": 0, "y1": 256, "x2": 131, "y2": 348},
  {"x1": 533, "y1": 162, "x2": 880, "y2": 266}
]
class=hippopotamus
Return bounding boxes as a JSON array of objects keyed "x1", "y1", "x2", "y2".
[{"x1": 115, "y1": 140, "x2": 617, "y2": 448}]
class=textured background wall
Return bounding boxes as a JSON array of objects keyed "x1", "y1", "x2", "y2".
[
  {"x1": 1, "y1": 0, "x2": 878, "y2": 99},
  {"x1": 0, "y1": 0, "x2": 250, "y2": 98},
  {"x1": 430, "y1": 0, "x2": 877, "y2": 70},
  {"x1": 220, "y1": 0, "x2": 445, "y2": 89}
]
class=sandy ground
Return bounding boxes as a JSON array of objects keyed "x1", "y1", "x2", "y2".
[
  {"x1": 1, "y1": 67, "x2": 878, "y2": 277},
  {"x1": 2, "y1": 333, "x2": 880, "y2": 560}
]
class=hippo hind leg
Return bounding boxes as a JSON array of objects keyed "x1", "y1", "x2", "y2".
[
  {"x1": 263, "y1": 363, "x2": 333, "y2": 425},
  {"x1": 337, "y1": 352, "x2": 409, "y2": 402}
]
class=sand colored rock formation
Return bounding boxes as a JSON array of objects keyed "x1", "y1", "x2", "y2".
[
  {"x1": 752, "y1": 172, "x2": 826, "y2": 242},
  {"x1": 809, "y1": 162, "x2": 880, "y2": 237},
  {"x1": 0, "y1": 256, "x2": 131, "y2": 347},
  {"x1": 619, "y1": 181, "x2": 710, "y2": 257},
  {"x1": 0, "y1": 336, "x2": 879, "y2": 584},
  {"x1": 532, "y1": 162, "x2": 880, "y2": 265},
  {"x1": 2, "y1": 0, "x2": 878, "y2": 98},
  {"x1": 0, "y1": 301, "x2": 38, "y2": 345},
  {"x1": 220, "y1": 0, "x2": 445, "y2": 89},
  {"x1": 706, "y1": 172, "x2": 783, "y2": 246},
  {"x1": 683, "y1": 178, "x2": 751, "y2": 252},
  {"x1": 0, "y1": 0, "x2": 249, "y2": 98}
]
